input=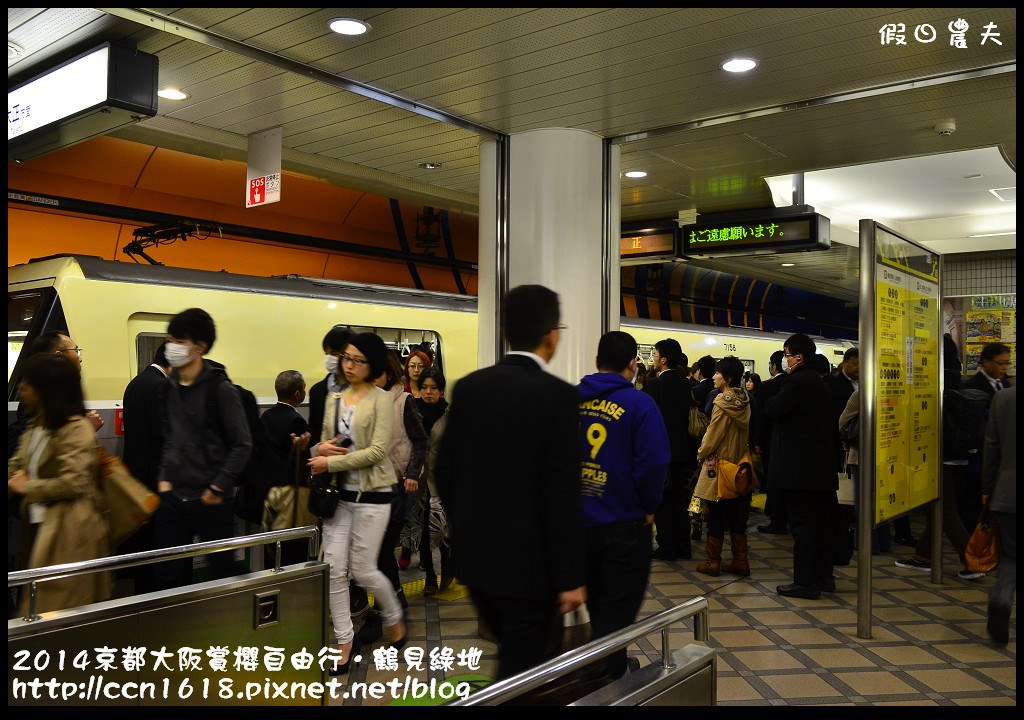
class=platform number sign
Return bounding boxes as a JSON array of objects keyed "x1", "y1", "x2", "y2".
[{"x1": 246, "y1": 172, "x2": 281, "y2": 208}]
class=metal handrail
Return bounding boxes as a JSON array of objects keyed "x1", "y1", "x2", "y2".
[
  {"x1": 450, "y1": 596, "x2": 710, "y2": 706},
  {"x1": 8, "y1": 526, "x2": 319, "y2": 622}
]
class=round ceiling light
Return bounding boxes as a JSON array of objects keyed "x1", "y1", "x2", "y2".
[
  {"x1": 328, "y1": 18, "x2": 370, "y2": 35},
  {"x1": 780, "y1": 262, "x2": 796, "y2": 267},
  {"x1": 722, "y1": 57, "x2": 757, "y2": 73},
  {"x1": 419, "y1": 162, "x2": 442, "y2": 170},
  {"x1": 624, "y1": 170, "x2": 647, "y2": 178},
  {"x1": 157, "y1": 88, "x2": 189, "y2": 100},
  {"x1": 8, "y1": 41, "x2": 25, "y2": 60}
]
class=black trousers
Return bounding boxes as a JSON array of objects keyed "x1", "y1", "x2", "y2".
[
  {"x1": 784, "y1": 489, "x2": 837, "y2": 588},
  {"x1": 469, "y1": 587, "x2": 563, "y2": 681},
  {"x1": 584, "y1": 521, "x2": 652, "y2": 678},
  {"x1": 654, "y1": 462, "x2": 693, "y2": 556},
  {"x1": 152, "y1": 492, "x2": 238, "y2": 591},
  {"x1": 707, "y1": 495, "x2": 751, "y2": 540},
  {"x1": 376, "y1": 492, "x2": 407, "y2": 594}
]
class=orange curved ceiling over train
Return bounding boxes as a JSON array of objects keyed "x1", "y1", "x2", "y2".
[{"x1": 8, "y1": 136, "x2": 479, "y2": 294}]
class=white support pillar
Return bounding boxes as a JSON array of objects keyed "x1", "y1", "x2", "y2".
[{"x1": 477, "y1": 128, "x2": 619, "y2": 384}]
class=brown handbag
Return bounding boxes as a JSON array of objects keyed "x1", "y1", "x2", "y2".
[
  {"x1": 965, "y1": 507, "x2": 1000, "y2": 573},
  {"x1": 96, "y1": 446, "x2": 160, "y2": 547}
]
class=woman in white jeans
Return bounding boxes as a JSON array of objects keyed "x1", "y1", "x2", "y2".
[{"x1": 308, "y1": 332, "x2": 407, "y2": 673}]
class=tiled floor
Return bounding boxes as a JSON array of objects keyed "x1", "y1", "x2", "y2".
[{"x1": 333, "y1": 502, "x2": 1016, "y2": 706}]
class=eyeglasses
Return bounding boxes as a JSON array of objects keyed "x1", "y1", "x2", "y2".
[
  {"x1": 407, "y1": 362, "x2": 425, "y2": 370},
  {"x1": 552, "y1": 324, "x2": 568, "y2": 332},
  {"x1": 340, "y1": 353, "x2": 368, "y2": 366},
  {"x1": 57, "y1": 346, "x2": 83, "y2": 359},
  {"x1": 784, "y1": 352, "x2": 798, "y2": 358}
]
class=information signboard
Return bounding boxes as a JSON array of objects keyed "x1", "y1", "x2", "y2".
[{"x1": 873, "y1": 226, "x2": 940, "y2": 524}]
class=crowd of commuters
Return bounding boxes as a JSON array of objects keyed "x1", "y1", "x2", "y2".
[{"x1": 7, "y1": 291, "x2": 1014, "y2": 680}]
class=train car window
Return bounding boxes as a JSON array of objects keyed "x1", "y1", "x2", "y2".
[
  {"x1": 7, "y1": 288, "x2": 66, "y2": 401},
  {"x1": 346, "y1": 326, "x2": 443, "y2": 378},
  {"x1": 135, "y1": 333, "x2": 167, "y2": 376}
]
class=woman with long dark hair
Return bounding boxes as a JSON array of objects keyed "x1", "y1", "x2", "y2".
[
  {"x1": 8, "y1": 353, "x2": 110, "y2": 613},
  {"x1": 414, "y1": 366, "x2": 453, "y2": 595}
]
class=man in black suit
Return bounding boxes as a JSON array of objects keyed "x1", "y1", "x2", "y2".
[
  {"x1": 120, "y1": 343, "x2": 171, "y2": 592},
  {"x1": 261, "y1": 370, "x2": 309, "y2": 566},
  {"x1": 959, "y1": 342, "x2": 1012, "y2": 532},
  {"x1": 691, "y1": 355, "x2": 717, "y2": 411},
  {"x1": 261, "y1": 370, "x2": 309, "y2": 488},
  {"x1": 755, "y1": 349, "x2": 788, "y2": 534},
  {"x1": 643, "y1": 338, "x2": 694, "y2": 560},
  {"x1": 766, "y1": 333, "x2": 839, "y2": 600},
  {"x1": 436, "y1": 284, "x2": 585, "y2": 681}
]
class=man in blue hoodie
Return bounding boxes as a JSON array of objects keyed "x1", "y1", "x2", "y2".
[{"x1": 577, "y1": 331, "x2": 671, "y2": 678}]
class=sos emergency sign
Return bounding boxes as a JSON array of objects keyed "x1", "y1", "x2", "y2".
[{"x1": 246, "y1": 172, "x2": 281, "y2": 207}]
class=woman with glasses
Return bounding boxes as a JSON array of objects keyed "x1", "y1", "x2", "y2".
[
  {"x1": 8, "y1": 353, "x2": 110, "y2": 613},
  {"x1": 403, "y1": 350, "x2": 432, "y2": 399},
  {"x1": 308, "y1": 332, "x2": 406, "y2": 674}
]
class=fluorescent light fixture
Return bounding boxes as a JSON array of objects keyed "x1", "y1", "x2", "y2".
[
  {"x1": 328, "y1": 18, "x2": 370, "y2": 35},
  {"x1": 968, "y1": 231, "x2": 1015, "y2": 238},
  {"x1": 988, "y1": 187, "x2": 1014, "y2": 202},
  {"x1": 157, "y1": 88, "x2": 189, "y2": 100},
  {"x1": 624, "y1": 170, "x2": 647, "y2": 178},
  {"x1": 780, "y1": 262, "x2": 796, "y2": 267},
  {"x1": 722, "y1": 57, "x2": 757, "y2": 73}
]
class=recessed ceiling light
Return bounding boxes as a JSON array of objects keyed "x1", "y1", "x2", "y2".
[
  {"x1": 780, "y1": 262, "x2": 796, "y2": 267},
  {"x1": 8, "y1": 41, "x2": 24, "y2": 60},
  {"x1": 624, "y1": 170, "x2": 647, "y2": 178},
  {"x1": 721, "y1": 57, "x2": 757, "y2": 73},
  {"x1": 968, "y1": 231, "x2": 1015, "y2": 238},
  {"x1": 157, "y1": 88, "x2": 189, "y2": 100},
  {"x1": 418, "y1": 162, "x2": 442, "y2": 170},
  {"x1": 328, "y1": 18, "x2": 370, "y2": 35},
  {"x1": 988, "y1": 187, "x2": 1014, "y2": 202}
]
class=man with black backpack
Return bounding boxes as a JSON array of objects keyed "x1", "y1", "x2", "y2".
[{"x1": 152, "y1": 308, "x2": 252, "y2": 590}]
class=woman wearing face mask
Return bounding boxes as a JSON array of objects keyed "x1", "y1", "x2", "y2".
[
  {"x1": 308, "y1": 333, "x2": 405, "y2": 675},
  {"x1": 8, "y1": 353, "x2": 110, "y2": 613},
  {"x1": 692, "y1": 357, "x2": 752, "y2": 578},
  {"x1": 414, "y1": 366, "x2": 453, "y2": 595},
  {"x1": 403, "y1": 350, "x2": 432, "y2": 399}
]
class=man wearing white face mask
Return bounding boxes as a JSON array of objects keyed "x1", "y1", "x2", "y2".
[
  {"x1": 152, "y1": 308, "x2": 253, "y2": 590},
  {"x1": 764, "y1": 333, "x2": 840, "y2": 600},
  {"x1": 307, "y1": 326, "x2": 355, "y2": 450}
]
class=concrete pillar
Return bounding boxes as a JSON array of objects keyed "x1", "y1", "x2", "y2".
[{"x1": 478, "y1": 128, "x2": 620, "y2": 384}]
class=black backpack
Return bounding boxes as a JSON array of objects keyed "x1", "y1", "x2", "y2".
[
  {"x1": 943, "y1": 388, "x2": 990, "y2": 461},
  {"x1": 206, "y1": 377, "x2": 270, "y2": 523}
]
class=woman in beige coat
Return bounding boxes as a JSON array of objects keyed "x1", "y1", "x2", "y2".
[
  {"x1": 693, "y1": 356, "x2": 752, "y2": 577},
  {"x1": 8, "y1": 353, "x2": 109, "y2": 614},
  {"x1": 308, "y1": 332, "x2": 404, "y2": 674}
]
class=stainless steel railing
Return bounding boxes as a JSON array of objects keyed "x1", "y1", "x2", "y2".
[
  {"x1": 8, "y1": 526, "x2": 319, "y2": 622},
  {"x1": 450, "y1": 596, "x2": 710, "y2": 706}
]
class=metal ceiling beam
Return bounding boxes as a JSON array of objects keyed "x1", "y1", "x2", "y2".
[{"x1": 97, "y1": 7, "x2": 503, "y2": 142}]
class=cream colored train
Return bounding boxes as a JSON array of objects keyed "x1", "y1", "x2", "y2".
[{"x1": 8, "y1": 255, "x2": 854, "y2": 453}]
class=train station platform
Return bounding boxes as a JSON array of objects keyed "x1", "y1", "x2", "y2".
[{"x1": 340, "y1": 500, "x2": 1016, "y2": 707}]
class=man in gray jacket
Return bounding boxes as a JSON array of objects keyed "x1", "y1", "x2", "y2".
[
  {"x1": 982, "y1": 386, "x2": 1015, "y2": 646},
  {"x1": 152, "y1": 308, "x2": 252, "y2": 590}
]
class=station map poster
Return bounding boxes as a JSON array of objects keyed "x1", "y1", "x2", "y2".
[{"x1": 874, "y1": 226, "x2": 940, "y2": 524}]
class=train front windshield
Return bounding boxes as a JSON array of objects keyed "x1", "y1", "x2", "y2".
[{"x1": 7, "y1": 287, "x2": 66, "y2": 402}]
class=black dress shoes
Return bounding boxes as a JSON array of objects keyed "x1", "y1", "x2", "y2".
[
  {"x1": 776, "y1": 583, "x2": 821, "y2": 599},
  {"x1": 757, "y1": 523, "x2": 787, "y2": 535}
]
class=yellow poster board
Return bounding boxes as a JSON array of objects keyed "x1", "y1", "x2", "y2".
[{"x1": 874, "y1": 228, "x2": 940, "y2": 524}]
